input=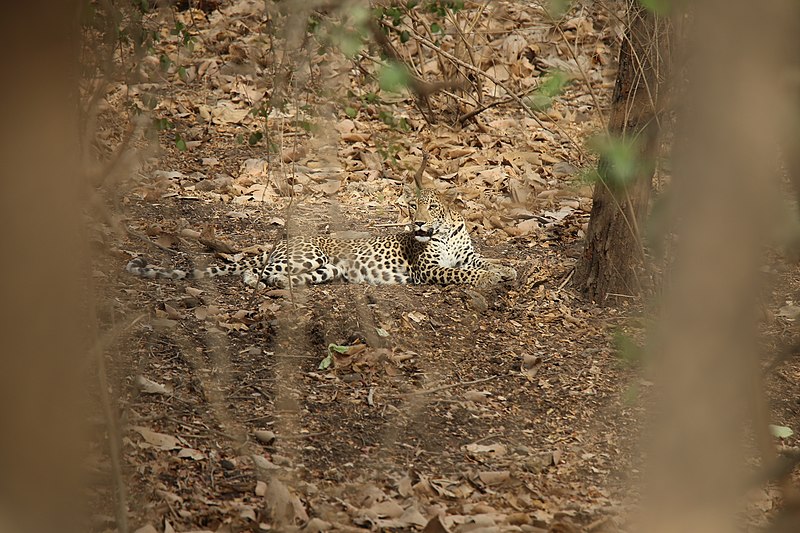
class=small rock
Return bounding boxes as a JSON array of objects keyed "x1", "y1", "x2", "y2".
[{"x1": 552, "y1": 161, "x2": 578, "y2": 178}]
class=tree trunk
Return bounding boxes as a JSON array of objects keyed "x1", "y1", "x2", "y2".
[
  {"x1": 0, "y1": 2, "x2": 85, "y2": 532},
  {"x1": 573, "y1": 1, "x2": 667, "y2": 304}
]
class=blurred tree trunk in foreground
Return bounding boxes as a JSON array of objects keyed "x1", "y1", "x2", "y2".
[
  {"x1": 0, "y1": 1, "x2": 85, "y2": 532},
  {"x1": 574, "y1": 1, "x2": 669, "y2": 304},
  {"x1": 644, "y1": 1, "x2": 798, "y2": 531}
]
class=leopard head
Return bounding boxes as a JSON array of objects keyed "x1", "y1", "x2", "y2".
[{"x1": 406, "y1": 188, "x2": 456, "y2": 243}]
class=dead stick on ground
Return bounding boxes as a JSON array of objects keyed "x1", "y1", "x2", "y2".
[
  {"x1": 373, "y1": 223, "x2": 411, "y2": 228},
  {"x1": 405, "y1": 374, "x2": 501, "y2": 396},
  {"x1": 458, "y1": 90, "x2": 534, "y2": 125},
  {"x1": 556, "y1": 268, "x2": 575, "y2": 292},
  {"x1": 126, "y1": 226, "x2": 179, "y2": 254}
]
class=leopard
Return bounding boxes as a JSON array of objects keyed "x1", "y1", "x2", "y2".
[{"x1": 126, "y1": 187, "x2": 517, "y2": 289}]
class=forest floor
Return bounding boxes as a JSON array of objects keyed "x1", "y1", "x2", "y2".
[{"x1": 90, "y1": 1, "x2": 799, "y2": 531}]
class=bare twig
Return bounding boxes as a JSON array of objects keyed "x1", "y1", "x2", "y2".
[
  {"x1": 404, "y1": 374, "x2": 501, "y2": 396},
  {"x1": 458, "y1": 89, "x2": 536, "y2": 125},
  {"x1": 372, "y1": 222, "x2": 411, "y2": 228},
  {"x1": 368, "y1": 19, "x2": 467, "y2": 124},
  {"x1": 413, "y1": 151, "x2": 429, "y2": 189},
  {"x1": 92, "y1": 314, "x2": 146, "y2": 533},
  {"x1": 556, "y1": 268, "x2": 575, "y2": 291},
  {"x1": 125, "y1": 226, "x2": 180, "y2": 254},
  {"x1": 547, "y1": 14, "x2": 608, "y2": 133}
]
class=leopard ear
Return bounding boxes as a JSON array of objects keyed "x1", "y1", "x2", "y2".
[{"x1": 412, "y1": 151, "x2": 429, "y2": 190}]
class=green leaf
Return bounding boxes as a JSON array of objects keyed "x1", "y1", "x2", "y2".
[
  {"x1": 588, "y1": 134, "x2": 644, "y2": 188},
  {"x1": 770, "y1": 424, "x2": 794, "y2": 439},
  {"x1": 524, "y1": 71, "x2": 570, "y2": 112},
  {"x1": 525, "y1": 93, "x2": 553, "y2": 112},
  {"x1": 159, "y1": 54, "x2": 172, "y2": 72},
  {"x1": 430, "y1": 22, "x2": 441, "y2": 34},
  {"x1": 175, "y1": 134, "x2": 187, "y2": 152},
  {"x1": 378, "y1": 61, "x2": 411, "y2": 93},
  {"x1": 154, "y1": 117, "x2": 172, "y2": 131},
  {"x1": 344, "y1": 106, "x2": 357, "y2": 118},
  {"x1": 141, "y1": 93, "x2": 158, "y2": 110},
  {"x1": 638, "y1": 0, "x2": 671, "y2": 15},
  {"x1": 248, "y1": 131, "x2": 263, "y2": 145},
  {"x1": 338, "y1": 31, "x2": 364, "y2": 58},
  {"x1": 318, "y1": 353, "x2": 332, "y2": 370},
  {"x1": 400, "y1": 30, "x2": 410, "y2": 43},
  {"x1": 613, "y1": 330, "x2": 643, "y2": 367},
  {"x1": 545, "y1": 0, "x2": 570, "y2": 19},
  {"x1": 328, "y1": 343, "x2": 350, "y2": 354}
]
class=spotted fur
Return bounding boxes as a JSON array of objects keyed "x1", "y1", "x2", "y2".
[{"x1": 126, "y1": 188, "x2": 516, "y2": 289}]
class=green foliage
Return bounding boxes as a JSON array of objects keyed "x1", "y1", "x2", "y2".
[
  {"x1": 376, "y1": 141, "x2": 403, "y2": 162},
  {"x1": 319, "y1": 353, "x2": 332, "y2": 370},
  {"x1": 375, "y1": 0, "x2": 463, "y2": 43},
  {"x1": 587, "y1": 134, "x2": 646, "y2": 188},
  {"x1": 378, "y1": 61, "x2": 412, "y2": 93},
  {"x1": 378, "y1": 110, "x2": 411, "y2": 132},
  {"x1": 638, "y1": 0, "x2": 672, "y2": 15},
  {"x1": 320, "y1": 343, "x2": 354, "y2": 370},
  {"x1": 769, "y1": 424, "x2": 794, "y2": 439},
  {"x1": 174, "y1": 133, "x2": 187, "y2": 152},
  {"x1": 153, "y1": 117, "x2": 173, "y2": 130},
  {"x1": 613, "y1": 330, "x2": 644, "y2": 367},
  {"x1": 171, "y1": 21, "x2": 193, "y2": 46},
  {"x1": 426, "y1": 0, "x2": 464, "y2": 17},
  {"x1": 307, "y1": 13, "x2": 321, "y2": 34},
  {"x1": 324, "y1": 5, "x2": 371, "y2": 58},
  {"x1": 545, "y1": 0, "x2": 572, "y2": 19},
  {"x1": 159, "y1": 53, "x2": 172, "y2": 72},
  {"x1": 248, "y1": 131, "x2": 263, "y2": 146},
  {"x1": 140, "y1": 93, "x2": 159, "y2": 110},
  {"x1": 525, "y1": 70, "x2": 571, "y2": 112}
]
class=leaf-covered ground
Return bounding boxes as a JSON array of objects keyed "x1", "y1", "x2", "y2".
[{"x1": 90, "y1": 1, "x2": 799, "y2": 531}]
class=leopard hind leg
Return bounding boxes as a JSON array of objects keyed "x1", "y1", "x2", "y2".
[{"x1": 250, "y1": 242, "x2": 342, "y2": 288}]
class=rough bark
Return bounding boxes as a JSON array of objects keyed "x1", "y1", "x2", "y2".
[{"x1": 573, "y1": 2, "x2": 668, "y2": 304}]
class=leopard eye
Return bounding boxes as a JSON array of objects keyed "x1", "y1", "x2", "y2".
[{"x1": 408, "y1": 201, "x2": 417, "y2": 209}]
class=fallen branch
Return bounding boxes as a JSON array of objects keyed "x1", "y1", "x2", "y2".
[
  {"x1": 404, "y1": 374, "x2": 501, "y2": 396},
  {"x1": 125, "y1": 226, "x2": 179, "y2": 254}
]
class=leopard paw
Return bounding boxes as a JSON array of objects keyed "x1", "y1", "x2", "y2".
[
  {"x1": 474, "y1": 270, "x2": 504, "y2": 288},
  {"x1": 492, "y1": 265, "x2": 517, "y2": 281},
  {"x1": 242, "y1": 271, "x2": 267, "y2": 290}
]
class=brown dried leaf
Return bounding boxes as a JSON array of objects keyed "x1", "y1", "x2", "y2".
[
  {"x1": 135, "y1": 375, "x2": 172, "y2": 395},
  {"x1": 422, "y1": 514, "x2": 451, "y2": 533},
  {"x1": 132, "y1": 427, "x2": 183, "y2": 451},
  {"x1": 477, "y1": 470, "x2": 511, "y2": 486}
]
